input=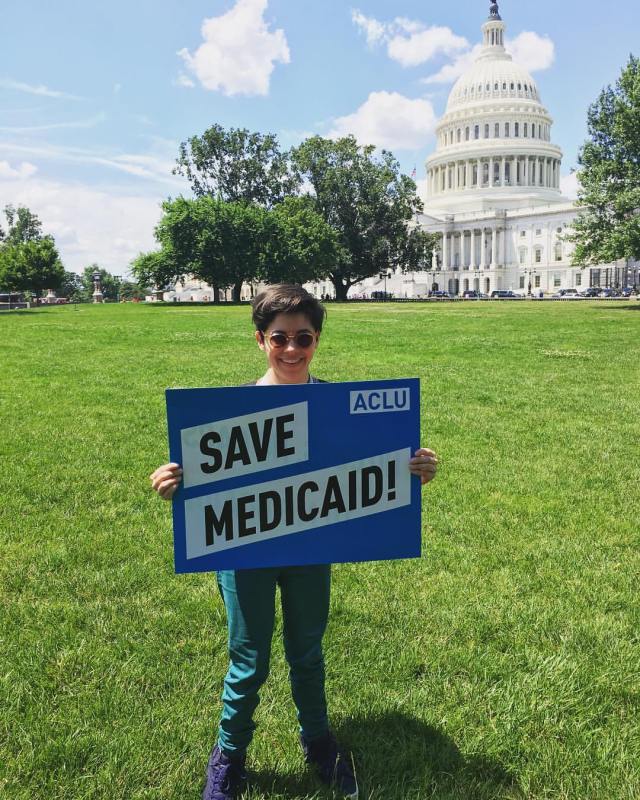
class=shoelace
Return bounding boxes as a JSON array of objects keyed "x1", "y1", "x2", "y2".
[{"x1": 209, "y1": 759, "x2": 244, "y2": 799}]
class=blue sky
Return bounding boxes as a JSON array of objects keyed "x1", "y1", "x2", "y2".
[{"x1": 1, "y1": 0, "x2": 638, "y2": 274}]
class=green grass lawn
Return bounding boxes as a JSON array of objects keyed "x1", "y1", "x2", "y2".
[{"x1": 1, "y1": 300, "x2": 639, "y2": 800}]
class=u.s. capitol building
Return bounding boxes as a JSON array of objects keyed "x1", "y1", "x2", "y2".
[{"x1": 351, "y1": 1, "x2": 595, "y2": 299}]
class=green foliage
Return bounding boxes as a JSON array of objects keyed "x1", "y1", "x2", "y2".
[
  {"x1": 2, "y1": 204, "x2": 43, "y2": 245},
  {"x1": 118, "y1": 280, "x2": 147, "y2": 301},
  {"x1": 262, "y1": 196, "x2": 337, "y2": 285},
  {"x1": 131, "y1": 248, "x2": 182, "y2": 292},
  {"x1": 0, "y1": 236, "x2": 64, "y2": 296},
  {"x1": 59, "y1": 271, "x2": 84, "y2": 301},
  {"x1": 174, "y1": 124, "x2": 299, "y2": 206},
  {"x1": 291, "y1": 136, "x2": 427, "y2": 300},
  {"x1": 571, "y1": 55, "x2": 640, "y2": 264},
  {"x1": 155, "y1": 196, "x2": 269, "y2": 301},
  {"x1": 0, "y1": 205, "x2": 64, "y2": 296},
  {"x1": 142, "y1": 196, "x2": 337, "y2": 301}
]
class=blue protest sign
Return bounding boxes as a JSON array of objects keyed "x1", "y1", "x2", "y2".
[{"x1": 166, "y1": 378, "x2": 421, "y2": 573}]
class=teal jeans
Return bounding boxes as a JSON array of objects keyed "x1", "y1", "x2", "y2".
[{"x1": 216, "y1": 564, "x2": 331, "y2": 755}]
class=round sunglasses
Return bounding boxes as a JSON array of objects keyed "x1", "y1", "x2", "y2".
[{"x1": 261, "y1": 330, "x2": 317, "y2": 349}]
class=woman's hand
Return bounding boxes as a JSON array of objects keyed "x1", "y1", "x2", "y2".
[
  {"x1": 409, "y1": 448, "x2": 438, "y2": 486},
  {"x1": 149, "y1": 462, "x2": 183, "y2": 500}
]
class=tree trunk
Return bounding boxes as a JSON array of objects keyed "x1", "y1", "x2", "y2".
[
  {"x1": 212, "y1": 283, "x2": 221, "y2": 304},
  {"x1": 331, "y1": 278, "x2": 350, "y2": 301},
  {"x1": 233, "y1": 280, "x2": 243, "y2": 303}
]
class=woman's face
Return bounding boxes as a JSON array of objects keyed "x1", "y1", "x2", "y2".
[{"x1": 255, "y1": 312, "x2": 319, "y2": 384}]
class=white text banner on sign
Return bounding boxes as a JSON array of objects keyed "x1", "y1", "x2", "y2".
[
  {"x1": 180, "y1": 401, "x2": 308, "y2": 489},
  {"x1": 184, "y1": 447, "x2": 411, "y2": 560}
]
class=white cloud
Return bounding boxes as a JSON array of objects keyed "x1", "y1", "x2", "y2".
[
  {"x1": 421, "y1": 45, "x2": 482, "y2": 85},
  {"x1": 351, "y1": 10, "x2": 468, "y2": 67},
  {"x1": 0, "y1": 168, "x2": 163, "y2": 273},
  {"x1": 0, "y1": 141, "x2": 183, "y2": 187},
  {"x1": 423, "y1": 32, "x2": 555, "y2": 85},
  {"x1": 387, "y1": 26, "x2": 468, "y2": 68},
  {"x1": 506, "y1": 31, "x2": 555, "y2": 73},
  {"x1": 0, "y1": 78, "x2": 82, "y2": 100},
  {"x1": 178, "y1": 0, "x2": 290, "y2": 97},
  {"x1": 353, "y1": 11, "x2": 555, "y2": 82},
  {"x1": 0, "y1": 160, "x2": 38, "y2": 179},
  {"x1": 329, "y1": 91, "x2": 437, "y2": 150},
  {"x1": 174, "y1": 73, "x2": 195, "y2": 89},
  {"x1": 0, "y1": 113, "x2": 106, "y2": 134},
  {"x1": 351, "y1": 10, "x2": 386, "y2": 47},
  {"x1": 560, "y1": 172, "x2": 579, "y2": 199}
]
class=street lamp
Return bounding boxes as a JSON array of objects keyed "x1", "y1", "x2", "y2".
[
  {"x1": 524, "y1": 268, "x2": 539, "y2": 297},
  {"x1": 473, "y1": 269, "x2": 482, "y2": 300},
  {"x1": 114, "y1": 274, "x2": 122, "y2": 303},
  {"x1": 378, "y1": 270, "x2": 392, "y2": 300}
]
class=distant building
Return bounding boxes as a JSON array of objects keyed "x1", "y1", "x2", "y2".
[{"x1": 349, "y1": 1, "x2": 633, "y2": 299}]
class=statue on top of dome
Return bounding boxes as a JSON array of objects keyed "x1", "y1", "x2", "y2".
[{"x1": 489, "y1": 2, "x2": 501, "y2": 20}]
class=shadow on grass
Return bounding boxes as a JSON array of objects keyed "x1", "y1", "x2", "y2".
[
  {"x1": 592, "y1": 302, "x2": 640, "y2": 311},
  {"x1": 247, "y1": 713, "x2": 521, "y2": 800},
  {"x1": 145, "y1": 301, "x2": 248, "y2": 310},
  {"x1": 338, "y1": 713, "x2": 521, "y2": 800}
]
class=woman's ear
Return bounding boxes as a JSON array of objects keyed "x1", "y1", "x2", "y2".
[{"x1": 255, "y1": 330, "x2": 265, "y2": 351}]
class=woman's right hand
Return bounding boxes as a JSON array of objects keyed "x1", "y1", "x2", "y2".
[{"x1": 149, "y1": 462, "x2": 183, "y2": 500}]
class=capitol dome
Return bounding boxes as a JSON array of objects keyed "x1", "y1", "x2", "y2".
[{"x1": 425, "y1": 1, "x2": 562, "y2": 212}]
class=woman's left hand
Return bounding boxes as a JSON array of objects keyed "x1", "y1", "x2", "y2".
[{"x1": 409, "y1": 448, "x2": 439, "y2": 485}]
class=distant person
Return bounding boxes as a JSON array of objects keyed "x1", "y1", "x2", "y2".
[{"x1": 150, "y1": 284, "x2": 438, "y2": 800}]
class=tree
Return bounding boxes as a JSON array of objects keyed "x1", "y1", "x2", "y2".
[
  {"x1": 0, "y1": 237, "x2": 64, "y2": 297},
  {"x1": 174, "y1": 125, "x2": 299, "y2": 206},
  {"x1": 291, "y1": 135, "x2": 428, "y2": 300},
  {"x1": 262, "y1": 197, "x2": 338, "y2": 285},
  {"x1": 154, "y1": 197, "x2": 269, "y2": 302},
  {"x1": 570, "y1": 55, "x2": 640, "y2": 265},
  {"x1": 0, "y1": 206, "x2": 65, "y2": 297},
  {"x1": 59, "y1": 270, "x2": 84, "y2": 301},
  {"x1": 118, "y1": 281, "x2": 148, "y2": 301},
  {"x1": 399, "y1": 227, "x2": 440, "y2": 273},
  {"x1": 2, "y1": 205, "x2": 43, "y2": 245},
  {"x1": 131, "y1": 248, "x2": 182, "y2": 296}
]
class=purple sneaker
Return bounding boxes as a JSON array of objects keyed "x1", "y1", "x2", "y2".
[
  {"x1": 301, "y1": 732, "x2": 358, "y2": 799},
  {"x1": 202, "y1": 745, "x2": 247, "y2": 800}
]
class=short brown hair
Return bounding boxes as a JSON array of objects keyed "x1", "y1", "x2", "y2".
[{"x1": 251, "y1": 284, "x2": 326, "y2": 333}]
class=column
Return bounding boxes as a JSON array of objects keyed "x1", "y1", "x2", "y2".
[
  {"x1": 466, "y1": 160, "x2": 472, "y2": 189},
  {"x1": 479, "y1": 229, "x2": 485, "y2": 268},
  {"x1": 500, "y1": 157, "x2": 506, "y2": 187},
  {"x1": 489, "y1": 157, "x2": 494, "y2": 187},
  {"x1": 442, "y1": 232, "x2": 448, "y2": 269},
  {"x1": 471, "y1": 229, "x2": 477, "y2": 268},
  {"x1": 477, "y1": 159, "x2": 481, "y2": 188},
  {"x1": 491, "y1": 228, "x2": 497, "y2": 267},
  {"x1": 524, "y1": 157, "x2": 529, "y2": 186}
]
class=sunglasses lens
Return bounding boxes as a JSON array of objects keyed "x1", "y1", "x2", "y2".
[
  {"x1": 268, "y1": 333, "x2": 288, "y2": 347},
  {"x1": 296, "y1": 333, "x2": 315, "y2": 348}
]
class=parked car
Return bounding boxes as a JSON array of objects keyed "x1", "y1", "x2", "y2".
[
  {"x1": 491, "y1": 290, "x2": 521, "y2": 299},
  {"x1": 621, "y1": 287, "x2": 634, "y2": 298},
  {"x1": 553, "y1": 288, "x2": 581, "y2": 299},
  {"x1": 429, "y1": 290, "x2": 451, "y2": 299},
  {"x1": 579, "y1": 287, "x2": 600, "y2": 298},
  {"x1": 599, "y1": 288, "x2": 620, "y2": 298},
  {"x1": 462, "y1": 289, "x2": 485, "y2": 299}
]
